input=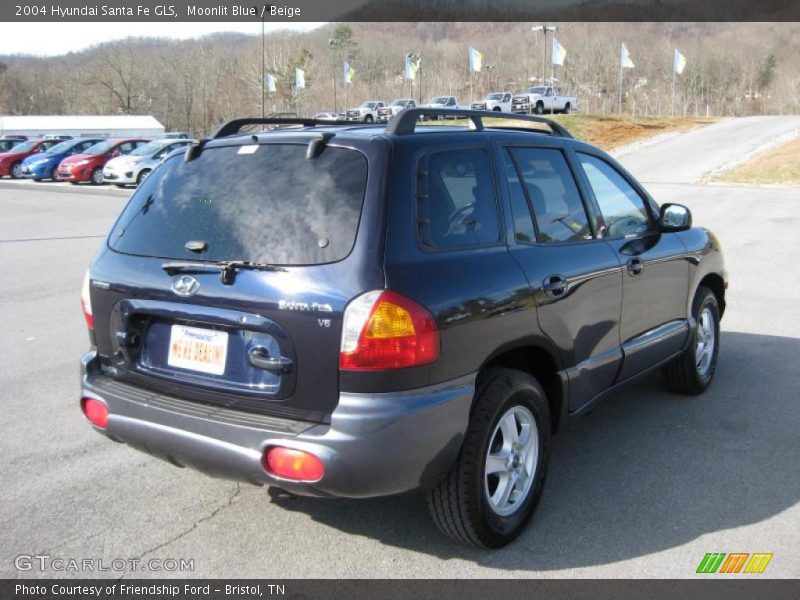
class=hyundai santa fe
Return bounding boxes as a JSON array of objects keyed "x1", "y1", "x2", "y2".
[{"x1": 79, "y1": 109, "x2": 726, "y2": 548}]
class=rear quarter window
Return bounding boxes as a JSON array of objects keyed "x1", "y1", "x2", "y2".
[
  {"x1": 417, "y1": 148, "x2": 501, "y2": 249},
  {"x1": 108, "y1": 143, "x2": 368, "y2": 265}
]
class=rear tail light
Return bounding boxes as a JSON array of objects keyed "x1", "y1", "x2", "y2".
[
  {"x1": 81, "y1": 397, "x2": 108, "y2": 429},
  {"x1": 81, "y1": 270, "x2": 94, "y2": 329},
  {"x1": 263, "y1": 446, "x2": 324, "y2": 481},
  {"x1": 339, "y1": 290, "x2": 439, "y2": 370}
]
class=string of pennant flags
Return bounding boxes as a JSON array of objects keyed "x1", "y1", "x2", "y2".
[{"x1": 262, "y1": 43, "x2": 689, "y2": 93}]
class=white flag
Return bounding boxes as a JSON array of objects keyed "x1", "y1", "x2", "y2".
[
  {"x1": 552, "y1": 37, "x2": 567, "y2": 66},
  {"x1": 674, "y1": 49, "x2": 687, "y2": 75},
  {"x1": 468, "y1": 47, "x2": 483, "y2": 72},
  {"x1": 266, "y1": 73, "x2": 276, "y2": 93},
  {"x1": 344, "y1": 62, "x2": 355, "y2": 85},
  {"x1": 295, "y1": 68, "x2": 305, "y2": 89},
  {"x1": 621, "y1": 43, "x2": 635, "y2": 69},
  {"x1": 405, "y1": 55, "x2": 419, "y2": 80}
]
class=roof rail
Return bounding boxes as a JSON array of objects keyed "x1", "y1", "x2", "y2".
[
  {"x1": 384, "y1": 108, "x2": 573, "y2": 138},
  {"x1": 211, "y1": 116, "x2": 354, "y2": 139}
]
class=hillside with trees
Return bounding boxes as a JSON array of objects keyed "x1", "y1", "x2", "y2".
[{"x1": 1, "y1": 22, "x2": 797, "y2": 136}]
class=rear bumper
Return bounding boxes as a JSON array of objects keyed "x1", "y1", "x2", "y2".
[{"x1": 80, "y1": 351, "x2": 474, "y2": 498}]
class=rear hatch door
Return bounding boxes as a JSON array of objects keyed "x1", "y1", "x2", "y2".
[{"x1": 90, "y1": 137, "x2": 377, "y2": 423}]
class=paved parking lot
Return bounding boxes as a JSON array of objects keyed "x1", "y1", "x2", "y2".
[{"x1": 0, "y1": 117, "x2": 798, "y2": 578}]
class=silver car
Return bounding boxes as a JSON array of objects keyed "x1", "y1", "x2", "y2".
[{"x1": 103, "y1": 138, "x2": 195, "y2": 186}]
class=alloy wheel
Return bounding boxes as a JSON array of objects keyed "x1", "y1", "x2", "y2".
[{"x1": 484, "y1": 405, "x2": 539, "y2": 517}]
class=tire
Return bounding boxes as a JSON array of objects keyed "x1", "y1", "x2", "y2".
[
  {"x1": 136, "y1": 169, "x2": 151, "y2": 185},
  {"x1": 427, "y1": 368, "x2": 551, "y2": 548},
  {"x1": 563, "y1": 103, "x2": 571, "y2": 114},
  {"x1": 90, "y1": 168, "x2": 103, "y2": 185},
  {"x1": 662, "y1": 286, "x2": 720, "y2": 395},
  {"x1": 493, "y1": 107, "x2": 502, "y2": 112},
  {"x1": 534, "y1": 102, "x2": 544, "y2": 115},
  {"x1": 70, "y1": 181, "x2": 79, "y2": 185},
  {"x1": 114, "y1": 184, "x2": 126, "y2": 188},
  {"x1": 363, "y1": 114, "x2": 374, "y2": 123},
  {"x1": 10, "y1": 162, "x2": 23, "y2": 179}
]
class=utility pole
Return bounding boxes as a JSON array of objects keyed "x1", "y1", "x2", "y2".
[
  {"x1": 532, "y1": 25, "x2": 556, "y2": 83},
  {"x1": 260, "y1": 18, "x2": 265, "y2": 118}
]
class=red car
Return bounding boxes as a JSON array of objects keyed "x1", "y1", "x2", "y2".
[
  {"x1": 0, "y1": 139, "x2": 60, "y2": 179},
  {"x1": 57, "y1": 138, "x2": 148, "y2": 185}
]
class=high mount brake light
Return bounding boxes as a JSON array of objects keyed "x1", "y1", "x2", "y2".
[{"x1": 339, "y1": 290, "x2": 439, "y2": 371}]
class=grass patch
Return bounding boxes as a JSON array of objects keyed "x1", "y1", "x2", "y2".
[
  {"x1": 715, "y1": 137, "x2": 800, "y2": 185},
  {"x1": 434, "y1": 114, "x2": 717, "y2": 151}
]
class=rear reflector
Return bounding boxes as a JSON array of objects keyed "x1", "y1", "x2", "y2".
[
  {"x1": 81, "y1": 397, "x2": 108, "y2": 429},
  {"x1": 339, "y1": 290, "x2": 439, "y2": 370},
  {"x1": 81, "y1": 270, "x2": 94, "y2": 330},
  {"x1": 263, "y1": 446, "x2": 324, "y2": 481}
]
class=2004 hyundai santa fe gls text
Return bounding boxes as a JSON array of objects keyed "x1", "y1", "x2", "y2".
[{"x1": 79, "y1": 109, "x2": 727, "y2": 548}]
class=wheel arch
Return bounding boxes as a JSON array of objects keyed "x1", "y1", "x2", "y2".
[
  {"x1": 697, "y1": 272, "x2": 726, "y2": 318},
  {"x1": 478, "y1": 340, "x2": 566, "y2": 434}
]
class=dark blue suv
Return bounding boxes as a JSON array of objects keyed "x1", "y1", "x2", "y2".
[{"x1": 79, "y1": 109, "x2": 726, "y2": 547}]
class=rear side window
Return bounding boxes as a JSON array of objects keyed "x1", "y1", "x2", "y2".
[
  {"x1": 577, "y1": 153, "x2": 652, "y2": 238},
  {"x1": 419, "y1": 148, "x2": 500, "y2": 249},
  {"x1": 507, "y1": 147, "x2": 592, "y2": 243},
  {"x1": 109, "y1": 143, "x2": 368, "y2": 265},
  {"x1": 502, "y1": 154, "x2": 537, "y2": 244}
]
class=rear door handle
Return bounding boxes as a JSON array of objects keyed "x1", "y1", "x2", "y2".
[
  {"x1": 627, "y1": 257, "x2": 644, "y2": 276},
  {"x1": 543, "y1": 274, "x2": 568, "y2": 297},
  {"x1": 248, "y1": 346, "x2": 293, "y2": 374}
]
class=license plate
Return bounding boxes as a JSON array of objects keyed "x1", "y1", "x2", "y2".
[{"x1": 167, "y1": 325, "x2": 228, "y2": 375}]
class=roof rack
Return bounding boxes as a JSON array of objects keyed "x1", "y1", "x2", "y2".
[
  {"x1": 211, "y1": 116, "x2": 355, "y2": 139},
  {"x1": 211, "y1": 109, "x2": 574, "y2": 141},
  {"x1": 384, "y1": 108, "x2": 573, "y2": 138}
]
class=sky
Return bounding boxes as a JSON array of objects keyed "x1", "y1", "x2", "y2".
[{"x1": 0, "y1": 22, "x2": 324, "y2": 56}]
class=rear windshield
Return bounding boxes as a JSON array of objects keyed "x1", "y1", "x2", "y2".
[{"x1": 108, "y1": 143, "x2": 368, "y2": 266}]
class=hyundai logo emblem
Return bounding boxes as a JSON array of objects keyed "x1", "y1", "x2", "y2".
[{"x1": 171, "y1": 275, "x2": 200, "y2": 297}]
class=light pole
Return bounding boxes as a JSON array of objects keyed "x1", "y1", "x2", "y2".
[
  {"x1": 485, "y1": 64, "x2": 495, "y2": 94},
  {"x1": 531, "y1": 25, "x2": 556, "y2": 84},
  {"x1": 329, "y1": 38, "x2": 341, "y2": 114}
]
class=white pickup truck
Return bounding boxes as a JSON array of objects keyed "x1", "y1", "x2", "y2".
[
  {"x1": 376, "y1": 98, "x2": 417, "y2": 122},
  {"x1": 511, "y1": 86, "x2": 578, "y2": 115},
  {"x1": 345, "y1": 101, "x2": 386, "y2": 123},
  {"x1": 470, "y1": 92, "x2": 513, "y2": 112},
  {"x1": 421, "y1": 96, "x2": 471, "y2": 119}
]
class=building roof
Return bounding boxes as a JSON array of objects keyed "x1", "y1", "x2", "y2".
[{"x1": 0, "y1": 115, "x2": 164, "y2": 131}]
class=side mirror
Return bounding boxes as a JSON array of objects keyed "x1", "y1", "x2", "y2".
[{"x1": 659, "y1": 203, "x2": 692, "y2": 232}]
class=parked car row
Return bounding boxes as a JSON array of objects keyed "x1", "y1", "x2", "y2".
[
  {"x1": 318, "y1": 87, "x2": 578, "y2": 124},
  {"x1": 0, "y1": 135, "x2": 195, "y2": 187}
]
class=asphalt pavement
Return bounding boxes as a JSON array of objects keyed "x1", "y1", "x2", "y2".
[{"x1": 0, "y1": 117, "x2": 798, "y2": 579}]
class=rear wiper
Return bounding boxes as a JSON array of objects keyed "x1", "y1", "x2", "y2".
[{"x1": 162, "y1": 260, "x2": 286, "y2": 285}]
